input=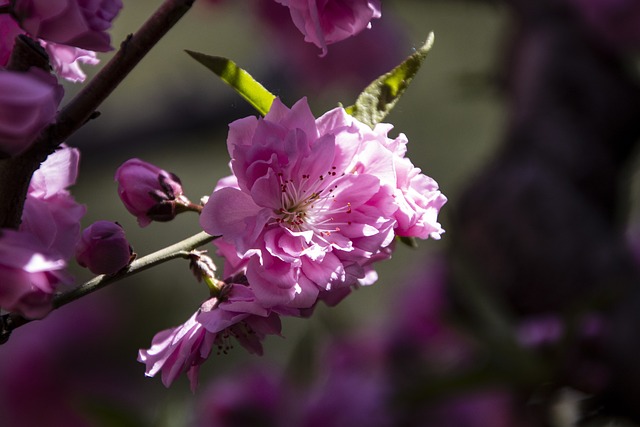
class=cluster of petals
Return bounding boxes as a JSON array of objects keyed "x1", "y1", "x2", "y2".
[
  {"x1": 12, "y1": 0, "x2": 122, "y2": 52},
  {"x1": 40, "y1": 40, "x2": 99, "y2": 83},
  {"x1": 1, "y1": 0, "x2": 122, "y2": 82},
  {"x1": 0, "y1": 229, "x2": 70, "y2": 319},
  {"x1": 274, "y1": 0, "x2": 381, "y2": 55},
  {"x1": 0, "y1": 67, "x2": 62, "y2": 157},
  {"x1": 21, "y1": 145, "x2": 86, "y2": 259},
  {"x1": 0, "y1": 146, "x2": 85, "y2": 318},
  {"x1": 138, "y1": 283, "x2": 282, "y2": 391},
  {"x1": 200, "y1": 97, "x2": 446, "y2": 310}
]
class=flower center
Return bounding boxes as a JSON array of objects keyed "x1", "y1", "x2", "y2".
[{"x1": 273, "y1": 168, "x2": 352, "y2": 237}]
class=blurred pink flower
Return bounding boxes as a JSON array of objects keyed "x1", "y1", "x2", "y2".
[
  {"x1": 274, "y1": 0, "x2": 381, "y2": 56},
  {"x1": 0, "y1": 229, "x2": 70, "y2": 319},
  {"x1": 201, "y1": 98, "x2": 445, "y2": 309},
  {"x1": 21, "y1": 145, "x2": 86, "y2": 259},
  {"x1": 13, "y1": 0, "x2": 123, "y2": 52},
  {"x1": 301, "y1": 336, "x2": 393, "y2": 427},
  {"x1": 114, "y1": 158, "x2": 186, "y2": 227},
  {"x1": 0, "y1": 15, "x2": 99, "y2": 82},
  {"x1": 0, "y1": 68, "x2": 63, "y2": 157},
  {"x1": 259, "y1": 0, "x2": 407, "y2": 92},
  {"x1": 195, "y1": 368, "x2": 286, "y2": 427},
  {"x1": 0, "y1": 14, "x2": 23, "y2": 66},
  {"x1": 0, "y1": 293, "x2": 139, "y2": 427},
  {"x1": 75, "y1": 220, "x2": 132, "y2": 275},
  {"x1": 139, "y1": 283, "x2": 282, "y2": 390}
]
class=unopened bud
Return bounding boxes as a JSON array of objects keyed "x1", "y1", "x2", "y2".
[
  {"x1": 75, "y1": 220, "x2": 133, "y2": 275},
  {"x1": 114, "y1": 158, "x2": 187, "y2": 227}
]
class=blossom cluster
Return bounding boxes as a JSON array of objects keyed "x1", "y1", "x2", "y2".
[
  {"x1": 0, "y1": 0, "x2": 444, "y2": 396},
  {"x1": 0, "y1": 0, "x2": 122, "y2": 157},
  {"x1": 136, "y1": 97, "x2": 446, "y2": 389},
  {"x1": 0, "y1": 0, "x2": 128, "y2": 318},
  {"x1": 1, "y1": 0, "x2": 121, "y2": 79}
]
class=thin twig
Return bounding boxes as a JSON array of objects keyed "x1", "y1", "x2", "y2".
[{"x1": 0, "y1": 231, "x2": 216, "y2": 344}]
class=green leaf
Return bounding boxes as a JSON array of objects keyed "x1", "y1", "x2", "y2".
[
  {"x1": 185, "y1": 50, "x2": 276, "y2": 116},
  {"x1": 345, "y1": 32, "x2": 434, "y2": 127}
]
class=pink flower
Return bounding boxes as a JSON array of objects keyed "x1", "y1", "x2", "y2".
[
  {"x1": 200, "y1": 98, "x2": 443, "y2": 309},
  {"x1": 115, "y1": 158, "x2": 187, "y2": 227},
  {"x1": 274, "y1": 0, "x2": 381, "y2": 55},
  {"x1": 21, "y1": 146, "x2": 86, "y2": 259},
  {"x1": 339, "y1": 119, "x2": 447, "y2": 240},
  {"x1": 40, "y1": 41, "x2": 99, "y2": 83},
  {"x1": 138, "y1": 312, "x2": 215, "y2": 392},
  {"x1": 0, "y1": 68, "x2": 63, "y2": 157},
  {"x1": 13, "y1": 0, "x2": 123, "y2": 52},
  {"x1": 139, "y1": 283, "x2": 282, "y2": 390},
  {"x1": 0, "y1": 229, "x2": 70, "y2": 319},
  {"x1": 75, "y1": 220, "x2": 132, "y2": 275},
  {"x1": 195, "y1": 283, "x2": 282, "y2": 356}
]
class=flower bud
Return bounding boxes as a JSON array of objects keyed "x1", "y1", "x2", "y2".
[
  {"x1": 75, "y1": 220, "x2": 132, "y2": 275},
  {"x1": 0, "y1": 68, "x2": 63, "y2": 157},
  {"x1": 13, "y1": 0, "x2": 123, "y2": 52},
  {"x1": 114, "y1": 158, "x2": 187, "y2": 227}
]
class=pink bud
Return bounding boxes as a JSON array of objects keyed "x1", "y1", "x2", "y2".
[
  {"x1": 75, "y1": 220, "x2": 132, "y2": 275},
  {"x1": 0, "y1": 68, "x2": 63, "y2": 158},
  {"x1": 114, "y1": 158, "x2": 186, "y2": 227},
  {"x1": 13, "y1": 0, "x2": 123, "y2": 52}
]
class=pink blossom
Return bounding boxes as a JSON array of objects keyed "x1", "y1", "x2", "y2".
[
  {"x1": 0, "y1": 68, "x2": 63, "y2": 157},
  {"x1": 0, "y1": 229, "x2": 70, "y2": 319},
  {"x1": 195, "y1": 283, "x2": 282, "y2": 356},
  {"x1": 334, "y1": 119, "x2": 447, "y2": 240},
  {"x1": 75, "y1": 220, "x2": 132, "y2": 275},
  {"x1": 200, "y1": 98, "x2": 443, "y2": 309},
  {"x1": 139, "y1": 284, "x2": 281, "y2": 390},
  {"x1": 114, "y1": 158, "x2": 186, "y2": 227},
  {"x1": 13, "y1": 0, "x2": 123, "y2": 52},
  {"x1": 40, "y1": 41, "x2": 99, "y2": 83},
  {"x1": 138, "y1": 312, "x2": 215, "y2": 392},
  {"x1": 21, "y1": 146, "x2": 86, "y2": 259},
  {"x1": 274, "y1": 0, "x2": 381, "y2": 55}
]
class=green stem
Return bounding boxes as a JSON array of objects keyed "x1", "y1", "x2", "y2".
[{"x1": 0, "y1": 231, "x2": 216, "y2": 344}]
